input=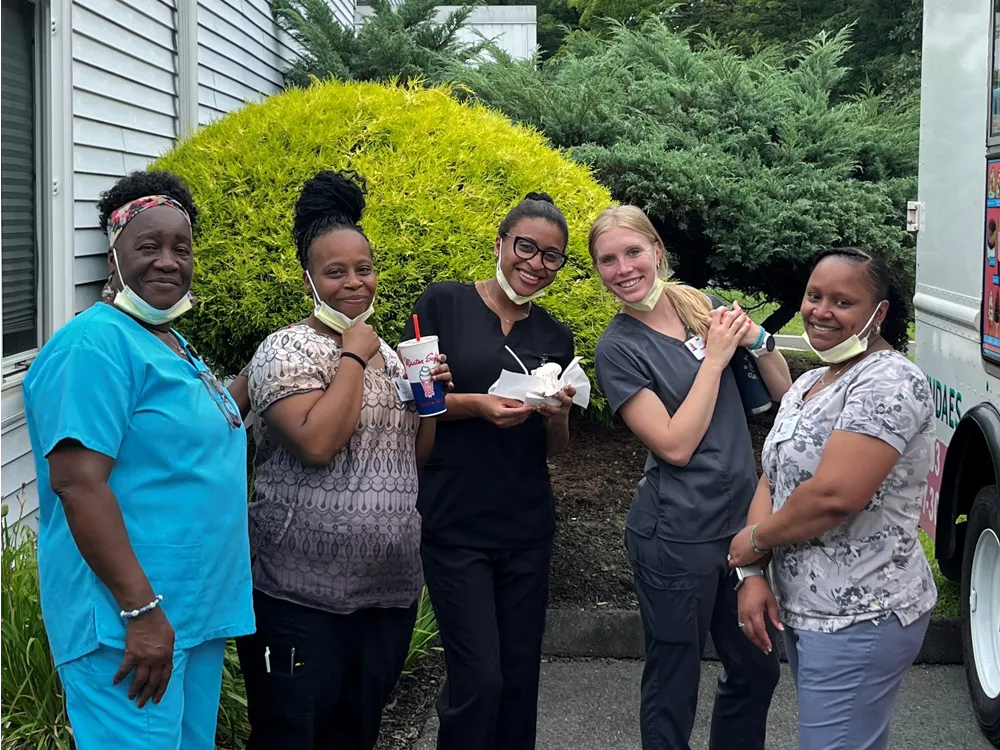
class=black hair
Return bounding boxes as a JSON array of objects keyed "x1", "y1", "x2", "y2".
[
  {"x1": 811, "y1": 246, "x2": 911, "y2": 353},
  {"x1": 498, "y1": 192, "x2": 569, "y2": 247},
  {"x1": 293, "y1": 170, "x2": 368, "y2": 269},
  {"x1": 97, "y1": 170, "x2": 198, "y2": 234}
]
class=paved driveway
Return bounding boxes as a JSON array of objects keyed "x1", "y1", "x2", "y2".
[{"x1": 416, "y1": 659, "x2": 993, "y2": 749}]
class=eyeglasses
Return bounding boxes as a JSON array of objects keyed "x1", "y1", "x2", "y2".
[
  {"x1": 503, "y1": 234, "x2": 568, "y2": 271},
  {"x1": 172, "y1": 336, "x2": 243, "y2": 430},
  {"x1": 197, "y1": 369, "x2": 243, "y2": 430}
]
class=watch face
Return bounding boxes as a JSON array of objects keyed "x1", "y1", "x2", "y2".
[
  {"x1": 765, "y1": 334, "x2": 776, "y2": 352},
  {"x1": 729, "y1": 567, "x2": 744, "y2": 589}
]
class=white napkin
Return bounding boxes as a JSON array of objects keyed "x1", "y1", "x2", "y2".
[{"x1": 488, "y1": 356, "x2": 591, "y2": 409}]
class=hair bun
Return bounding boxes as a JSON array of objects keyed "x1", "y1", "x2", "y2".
[
  {"x1": 295, "y1": 170, "x2": 367, "y2": 230},
  {"x1": 524, "y1": 191, "x2": 555, "y2": 205}
]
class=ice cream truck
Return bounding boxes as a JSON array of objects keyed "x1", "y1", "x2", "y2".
[{"x1": 911, "y1": 0, "x2": 1000, "y2": 743}]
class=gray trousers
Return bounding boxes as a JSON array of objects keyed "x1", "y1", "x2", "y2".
[
  {"x1": 627, "y1": 531, "x2": 781, "y2": 750},
  {"x1": 784, "y1": 611, "x2": 931, "y2": 750}
]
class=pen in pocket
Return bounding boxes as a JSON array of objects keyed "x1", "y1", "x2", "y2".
[{"x1": 264, "y1": 646, "x2": 271, "y2": 674}]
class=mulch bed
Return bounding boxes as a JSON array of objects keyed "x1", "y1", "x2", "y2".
[
  {"x1": 375, "y1": 352, "x2": 818, "y2": 748},
  {"x1": 376, "y1": 646, "x2": 446, "y2": 750}
]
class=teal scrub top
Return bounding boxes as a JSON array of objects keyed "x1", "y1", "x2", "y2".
[{"x1": 23, "y1": 303, "x2": 255, "y2": 667}]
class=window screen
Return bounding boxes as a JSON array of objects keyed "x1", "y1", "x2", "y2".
[{"x1": 1, "y1": 0, "x2": 38, "y2": 358}]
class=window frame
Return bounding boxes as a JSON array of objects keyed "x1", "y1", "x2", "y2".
[
  {"x1": 2, "y1": 0, "x2": 43, "y2": 369},
  {"x1": 1, "y1": 0, "x2": 74, "y2": 426}
]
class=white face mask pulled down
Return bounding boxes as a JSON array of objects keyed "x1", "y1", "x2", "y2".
[
  {"x1": 802, "y1": 304, "x2": 883, "y2": 364},
  {"x1": 306, "y1": 272, "x2": 374, "y2": 334},
  {"x1": 111, "y1": 248, "x2": 193, "y2": 326},
  {"x1": 496, "y1": 253, "x2": 546, "y2": 306}
]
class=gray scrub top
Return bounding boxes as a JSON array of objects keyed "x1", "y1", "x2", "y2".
[{"x1": 594, "y1": 314, "x2": 758, "y2": 543}]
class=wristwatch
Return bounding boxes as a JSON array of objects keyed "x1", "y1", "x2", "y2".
[
  {"x1": 749, "y1": 328, "x2": 776, "y2": 359},
  {"x1": 730, "y1": 564, "x2": 764, "y2": 591}
]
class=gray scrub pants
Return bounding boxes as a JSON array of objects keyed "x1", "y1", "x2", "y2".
[
  {"x1": 783, "y1": 611, "x2": 931, "y2": 750},
  {"x1": 627, "y1": 531, "x2": 780, "y2": 750}
]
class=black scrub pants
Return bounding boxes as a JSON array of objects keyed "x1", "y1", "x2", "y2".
[
  {"x1": 236, "y1": 589, "x2": 418, "y2": 750},
  {"x1": 421, "y1": 537, "x2": 552, "y2": 750},
  {"x1": 627, "y1": 530, "x2": 780, "y2": 750}
]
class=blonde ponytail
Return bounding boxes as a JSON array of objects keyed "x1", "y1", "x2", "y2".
[{"x1": 589, "y1": 205, "x2": 711, "y2": 338}]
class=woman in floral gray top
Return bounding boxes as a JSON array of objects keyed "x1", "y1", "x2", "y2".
[{"x1": 729, "y1": 248, "x2": 937, "y2": 750}]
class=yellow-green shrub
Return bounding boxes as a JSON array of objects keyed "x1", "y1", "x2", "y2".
[{"x1": 152, "y1": 80, "x2": 615, "y2": 413}]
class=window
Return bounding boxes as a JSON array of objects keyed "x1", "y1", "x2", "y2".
[{"x1": 1, "y1": 0, "x2": 39, "y2": 360}]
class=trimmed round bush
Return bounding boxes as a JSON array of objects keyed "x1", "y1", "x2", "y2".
[{"x1": 153, "y1": 80, "x2": 615, "y2": 413}]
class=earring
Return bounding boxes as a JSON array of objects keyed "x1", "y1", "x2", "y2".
[{"x1": 101, "y1": 272, "x2": 116, "y2": 303}]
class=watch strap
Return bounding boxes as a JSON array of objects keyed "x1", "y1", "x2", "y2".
[{"x1": 750, "y1": 331, "x2": 774, "y2": 358}]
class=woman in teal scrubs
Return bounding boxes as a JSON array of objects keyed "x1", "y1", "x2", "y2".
[{"x1": 22, "y1": 171, "x2": 255, "y2": 749}]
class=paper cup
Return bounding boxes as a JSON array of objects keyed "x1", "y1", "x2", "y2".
[{"x1": 398, "y1": 336, "x2": 447, "y2": 417}]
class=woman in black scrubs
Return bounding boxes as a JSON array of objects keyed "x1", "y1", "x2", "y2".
[{"x1": 401, "y1": 193, "x2": 576, "y2": 750}]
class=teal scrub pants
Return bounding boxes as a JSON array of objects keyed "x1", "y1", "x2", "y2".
[{"x1": 57, "y1": 638, "x2": 227, "y2": 749}]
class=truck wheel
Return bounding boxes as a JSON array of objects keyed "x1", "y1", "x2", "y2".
[{"x1": 962, "y1": 485, "x2": 1000, "y2": 747}]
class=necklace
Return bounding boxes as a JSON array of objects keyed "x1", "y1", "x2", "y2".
[
  {"x1": 482, "y1": 281, "x2": 530, "y2": 327},
  {"x1": 153, "y1": 329, "x2": 189, "y2": 360},
  {"x1": 813, "y1": 346, "x2": 884, "y2": 395}
]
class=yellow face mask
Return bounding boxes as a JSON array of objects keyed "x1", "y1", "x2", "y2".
[
  {"x1": 306, "y1": 272, "x2": 374, "y2": 334},
  {"x1": 621, "y1": 276, "x2": 665, "y2": 312},
  {"x1": 111, "y1": 248, "x2": 193, "y2": 326},
  {"x1": 801, "y1": 304, "x2": 883, "y2": 364},
  {"x1": 495, "y1": 253, "x2": 546, "y2": 306}
]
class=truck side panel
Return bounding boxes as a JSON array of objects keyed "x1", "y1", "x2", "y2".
[{"x1": 916, "y1": 0, "x2": 996, "y2": 537}]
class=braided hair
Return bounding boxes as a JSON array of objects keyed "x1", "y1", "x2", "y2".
[
  {"x1": 498, "y1": 192, "x2": 569, "y2": 247},
  {"x1": 293, "y1": 170, "x2": 368, "y2": 269},
  {"x1": 811, "y1": 247, "x2": 911, "y2": 353}
]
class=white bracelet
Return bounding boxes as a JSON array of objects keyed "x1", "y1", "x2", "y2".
[{"x1": 120, "y1": 594, "x2": 163, "y2": 620}]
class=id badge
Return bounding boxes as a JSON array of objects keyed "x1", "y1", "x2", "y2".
[
  {"x1": 392, "y1": 376, "x2": 415, "y2": 403},
  {"x1": 684, "y1": 335, "x2": 706, "y2": 361},
  {"x1": 772, "y1": 413, "x2": 800, "y2": 443}
]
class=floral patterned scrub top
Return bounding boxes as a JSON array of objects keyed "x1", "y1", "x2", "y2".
[
  {"x1": 247, "y1": 324, "x2": 422, "y2": 615},
  {"x1": 762, "y1": 350, "x2": 938, "y2": 632}
]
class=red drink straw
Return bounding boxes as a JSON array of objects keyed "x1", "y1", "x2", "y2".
[{"x1": 413, "y1": 314, "x2": 421, "y2": 341}]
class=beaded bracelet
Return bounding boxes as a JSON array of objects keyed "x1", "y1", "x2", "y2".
[
  {"x1": 750, "y1": 524, "x2": 767, "y2": 556},
  {"x1": 120, "y1": 594, "x2": 163, "y2": 620}
]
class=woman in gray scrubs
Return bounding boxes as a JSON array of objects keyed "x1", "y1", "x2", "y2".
[{"x1": 589, "y1": 205, "x2": 792, "y2": 750}]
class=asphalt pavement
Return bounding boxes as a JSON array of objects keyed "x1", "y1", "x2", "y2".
[{"x1": 415, "y1": 659, "x2": 993, "y2": 749}]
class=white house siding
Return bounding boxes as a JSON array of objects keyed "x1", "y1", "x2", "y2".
[
  {"x1": 0, "y1": 0, "x2": 179, "y2": 528},
  {"x1": 71, "y1": 0, "x2": 181, "y2": 313},
  {"x1": 196, "y1": 0, "x2": 300, "y2": 126},
  {"x1": 455, "y1": 5, "x2": 537, "y2": 60},
  {"x1": 2, "y1": 0, "x2": 306, "y2": 528},
  {"x1": 356, "y1": 5, "x2": 538, "y2": 60}
]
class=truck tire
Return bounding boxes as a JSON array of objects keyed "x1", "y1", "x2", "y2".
[{"x1": 961, "y1": 485, "x2": 1000, "y2": 747}]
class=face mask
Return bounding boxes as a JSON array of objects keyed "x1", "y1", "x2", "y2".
[
  {"x1": 111, "y1": 248, "x2": 193, "y2": 325},
  {"x1": 496, "y1": 253, "x2": 546, "y2": 306},
  {"x1": 621, "y1": 275, "x2": 666, "y2": 312},
  {"x1": 802, "y1": 304, "x2": 883, "y2": 364},
  {"x1": 306, "y1": 272, "x2": 374, "y2": 334}
]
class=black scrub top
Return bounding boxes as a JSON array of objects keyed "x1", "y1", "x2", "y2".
[
  {"x1": 402, "y1": 282, "x2": 574, "y2": 549},
  {"x1": 594, "y1": 314, "x2": 757, "y2": 544}
]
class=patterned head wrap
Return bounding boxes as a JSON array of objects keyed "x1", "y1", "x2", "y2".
[{"x1": 107, "y1": 195, "x2": 191, "y2": 247}]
